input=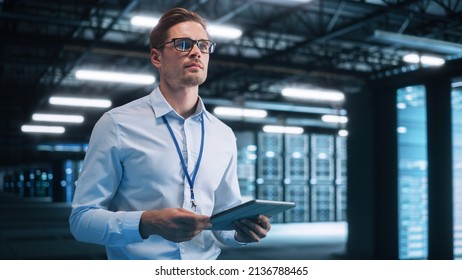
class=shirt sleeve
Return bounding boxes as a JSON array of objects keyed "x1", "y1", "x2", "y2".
[
  {"x1": 69, "y1": 112, "x2": 144, "y2": 246},
  {"x1": 211, "y1": 136, "x2": 247, "y2": 247}
]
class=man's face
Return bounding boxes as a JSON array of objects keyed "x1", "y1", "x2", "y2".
[{"x1": 155, "y1": 21, "x2": 210, "y2": 89}]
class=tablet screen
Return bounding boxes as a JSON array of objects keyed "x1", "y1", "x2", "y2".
[{"x1": 209, "y1": 199, "x2": 296, "y2": 230}]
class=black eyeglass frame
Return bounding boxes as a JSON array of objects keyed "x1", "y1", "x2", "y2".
[{"x1": 156, "y1": 37, "x2": 216, "y2": 54}]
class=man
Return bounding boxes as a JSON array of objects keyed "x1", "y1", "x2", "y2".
[{"x1": 69, "y1": 7, "x2": 271, "y2": 260}]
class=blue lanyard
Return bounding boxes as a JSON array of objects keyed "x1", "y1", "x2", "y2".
[{"x1": 162, "y1": 112, "x2": 204, "y2": 211}]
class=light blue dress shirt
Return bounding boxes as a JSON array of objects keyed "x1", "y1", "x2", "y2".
[{"x1": 69, "y1": 87, "x2": 245, "y2": 260}]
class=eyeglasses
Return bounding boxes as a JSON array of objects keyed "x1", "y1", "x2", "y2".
[{"x1": 157, "y1": 37, "x2": 216, "y2": 54}]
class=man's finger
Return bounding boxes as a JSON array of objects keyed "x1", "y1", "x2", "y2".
[{"x1": 257, "y1": 215, "x2": 271, "y2": 231}]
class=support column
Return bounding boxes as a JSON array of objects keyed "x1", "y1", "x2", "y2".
[{"x1": 426, "y1": 77, "x2": 454, "y2": 260}]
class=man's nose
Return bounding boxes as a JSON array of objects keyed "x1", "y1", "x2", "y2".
[{"x1": 188, "y1": 43, "x2": 202, "y2": 57}]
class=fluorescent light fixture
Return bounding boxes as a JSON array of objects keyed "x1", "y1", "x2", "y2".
[
  {"x1": 452, "y1": 81, "x2": 462, "y2": 88},
  {"x1": 403, "y1": 54, "x2": 445, "y2": 66},
  {"x1": 208, "y1": 25, "x2": 242, "y2": 39},
  {"x1": 338, "y1": 130, "x2": 348, "y2": 137},
  {"x1": 420, "y1": 55, "x2": 445, "y2": 66},
  {"x1": 130, "y1": 15, "x2": 242, "y2": 39},
  {"x1": 247, "y1": 154, "x2": 257, "y2": 160},
  {"x1": 32, "y1": 113, "x2": 84, "y2": 123},
  {"x1": 204, "y1": 97, "x2": 346, "y2": 115},
  {"x1": 263, "y1": 125, "x2": 304, "y2": 134},
  {"x1": 321, "y1": 115, "x2": 348, "y2": 124},
  {"x1": 21, "y1": 125, "x2": 65, "y2": 134},
  {"x1": 257, "y1": 0, "x2": 313, "y2": 5},
  {"x1": 49, "y1": 97, "x2": 112, "y2": 108},
  {"x1": 281, "y1": 87, "x2": 345, "y2": 102},
  {"x1": 397, "y1": 102, "x2": 407, "y2": 109},
  {"x1": 213, "y1": 106, "x2": 267, "y2": 118},
  {"x1": 247, "y1": 145, "x2": 257, "y2": 152},
  {"x1": 403, "y1": 53, "x2": 420, "y2": 63},
  {"x1": 75, "y1": 70, "x2": 155, "y2": 85},
  {"x1": 54, "y1": 144, "x2": 84, "y2": 152},
  {"x1": 36, "y1": 145, "x2": 54, "y2": 152},
  {"x1": 265, "y1": 151, "x2": 276, "y2": 158},
  {"x1": 37, "y1": 144, "x2": 88, "y2": 152},
  {"x1": 130, "y1": 15, "x2": 159, "y2": 27},
  {"x1": 397, "y1": 126, "x2": 407, "y2": 134},
  {"x1": 292, "y1": 152, "x2": 302, "y2": 158},
  {"x1": 373, "y1": 30, "x2": 462, "y2": 55}
]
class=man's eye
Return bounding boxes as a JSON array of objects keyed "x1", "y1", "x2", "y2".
[{"x1": 178, "y1": 40, "x2": 191, "y2": 49}]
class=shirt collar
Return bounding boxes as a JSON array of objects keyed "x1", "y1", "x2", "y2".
[{"x1": 149, "y1": 87, "x2": 212, "y2": 121}]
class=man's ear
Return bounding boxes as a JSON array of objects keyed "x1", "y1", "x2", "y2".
[{"x1": 150, "y1": 49, "x2": 161, "y2": 67}]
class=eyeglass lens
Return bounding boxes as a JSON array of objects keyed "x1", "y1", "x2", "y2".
[{"x1": 174, "y1": 39, "x2": 214, "y2": 53}]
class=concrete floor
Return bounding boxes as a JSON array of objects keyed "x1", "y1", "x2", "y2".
[{"x1": 218, "y1": 222, "x2": 347, "y2": 260}]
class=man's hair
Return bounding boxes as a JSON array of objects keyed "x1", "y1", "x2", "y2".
[{"x1": 149, "y1": 7, "x2": 208, "y2": 50}]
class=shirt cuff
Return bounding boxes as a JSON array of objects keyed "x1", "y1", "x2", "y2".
[
  {"x1": 121, "y1": 210, "x2": 145, "y2": 243},
  {"x1": 213, "y1": 230, "x2": 248, "y2": 247},
  {"x1": 233, "y1": 231, "x2": 249, "y2": 246}
]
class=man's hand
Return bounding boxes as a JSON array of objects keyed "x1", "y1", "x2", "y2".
[
  {"x1": 234, "y1": 215, "x2": 271, "y2": 243},
  {"x1": 139, "y1": 208, "x2": 211, "y2": 242}
]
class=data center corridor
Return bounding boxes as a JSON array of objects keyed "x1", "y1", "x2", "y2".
[{"x1": 0, "y1": 192, "x2": 347, "y2": 260}]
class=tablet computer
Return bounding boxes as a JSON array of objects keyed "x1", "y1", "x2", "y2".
[{"x1": 208, "y1": 199, "x2": 296, "y2": 230}]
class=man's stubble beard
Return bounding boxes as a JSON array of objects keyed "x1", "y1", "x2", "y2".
[
  {"x1": 178, "y1": 72, "x2": 207, "y2": 88},
  {"x1": 161, "y1": 66, "x2": 207, "y2": 89}
]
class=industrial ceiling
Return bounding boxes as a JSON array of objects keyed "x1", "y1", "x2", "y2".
[{"x1": 1, "y1": 0, "x2": 462, "y2": 166}]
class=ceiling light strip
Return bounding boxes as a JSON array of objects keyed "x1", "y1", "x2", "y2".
[
  {"x1": 263, "y1": 125, "x2": 304, "y2": 134},
  {"x1": 403, "y1": 54, "x2": 445, "y2": 66},
  {"x1": 49, "y1": 97, "x2": 112, "y2": 108},
  {"x1": 373, "y1": 30, "x2": 462, "y2": 55},
  {"x1": 213, "y1": 107, "x2": 267, "y2": 118},
  {"x1": 321, "y1": 115, "x2": 348, "y2": 123},
  {"x1": 281, "y1": 87, "x2": 345, "y2": 102},
  {"x1": 452, "y1": 81, "x2": 462, "y2": 88},
  {"x1": 208, "y1": 25, "x2": 242, "y2": 39},
  {"x1": 21, "y1": 125, "x2": 65, "y2": 134},
  {"x1": 130, "y1": 16, "x2": 242, "y2": 39},
  {"x1": 131, "y1": 16, "x2": 158, "y2": 27},
  {"x1": 203, "y1": 98, "x2": 347, "y2": 115},
  {"x1": 32, "y1": 113, "x2": 84, "y2": 123},
  {"x1": 75, "y1": 70, "x2": 155, "y2": 85}
]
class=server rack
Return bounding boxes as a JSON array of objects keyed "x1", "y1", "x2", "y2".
[
  {"x1": 236, "y1": 131, "x2": 257, "y2": 202},
  {"x1": 397, "y1": 85, "x2": 429, "y2": 259},
  {"x1": 34, "y1": 169, "x2": 52, "y2": 197},
  {"x1": 336, "y1": 136, "x2": 348, "y2": 221},
  {"x1": 310, "y1": 134, "x2": 335, "y2": 222},
  {"x1": 284, "y1": 134, "x2": 309, "y2": 223},
  {"x1": 14, "y1": 170, "x2": 24, "y2": 196},
  {"x1": 452, "y1": 87, "x2": 462, "y2": 259},
  {"x1": 257, "y1": 182, "x2": 285, "y2": 223},
  {"x1": 234, "y1": 130, "x2": 348, "y2": 224},
  {"x1": 2, "y1": 167, "x2": 52, "y2": 199},
  {"x1": 257, "y1": 133, "x2": 283, "y2": 181},
  {"x1": 23, "y1": 169, "x2": 35, "y2": 197},
  {"x1": 285, "y1": 183, "x2": 309, "y2": 222},
  {"x1": 398, "y1": 175, "x2": 428, "y2": 259},
  {"x1": 454, "y1": 171, "x2": 462, "y2": 258},
  {"x1": 257, "y1": 133, "x2": 284, "y2": 223},
  {"x1": 1, "y1": 174, "x2": 10, "y2": 192},
  {"x1": 62, "y1": 160, "x2": 83, "y2": 203}
]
